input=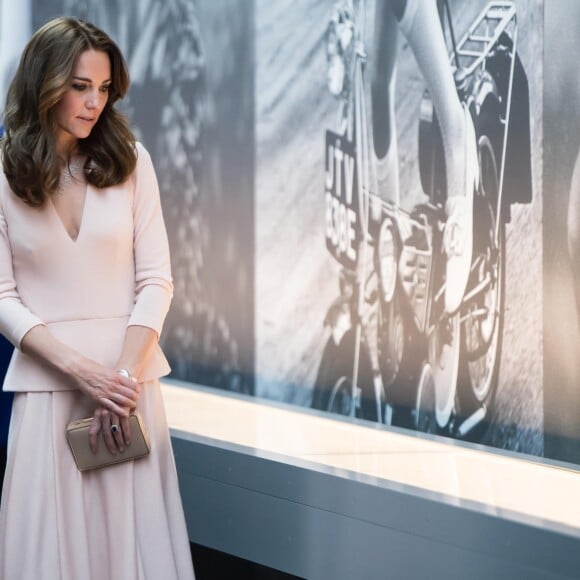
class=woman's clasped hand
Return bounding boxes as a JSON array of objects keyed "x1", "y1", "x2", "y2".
[{"x1": 70, "y1": 359, "x2": 141, "y2": 453}]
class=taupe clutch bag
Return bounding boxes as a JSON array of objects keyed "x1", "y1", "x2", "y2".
[{"x1": 66, "y1": 412, "x2": 151, "y2": 472}]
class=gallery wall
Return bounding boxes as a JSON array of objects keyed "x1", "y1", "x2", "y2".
[{"x1": 1, "y1": 0, "x2": 579, "y2": 466}]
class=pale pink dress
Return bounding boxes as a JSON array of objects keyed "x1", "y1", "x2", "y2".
[{"x1": 0, "y1": 143, "x2": 195, "y2": 579}]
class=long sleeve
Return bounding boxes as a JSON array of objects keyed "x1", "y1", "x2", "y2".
[
  {"x1": 0, "y1": 185, "x2": 45, "y2": 348},
  {"x1": 127, "y1": 143, "x2": 173, "y2": 336},
  {"x1": 0, "y1": 145, "x2": 171, "y2": 392}
]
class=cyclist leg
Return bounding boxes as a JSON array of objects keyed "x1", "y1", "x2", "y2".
[
  {"x1": 398, "y1": 0, "x2": 477, "y2": 313},
  {"x1": 371, "y1": 0, "x2": 400, "y2": 205}
]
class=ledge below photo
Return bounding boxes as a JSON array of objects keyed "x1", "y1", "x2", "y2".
[{"x1": 162, "y1": 382, "x2": 580, "y2": 580}]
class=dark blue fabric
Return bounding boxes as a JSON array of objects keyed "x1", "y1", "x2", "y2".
[
  {"x1": 0, "y1": 336, "x2": 13, "y2": 446},
  {"x1": 0, "y1": 124, "x2": 13, "y2": 447},
  {"x1": 0, "y1": 123, "x2": 13, "y2": 447}
]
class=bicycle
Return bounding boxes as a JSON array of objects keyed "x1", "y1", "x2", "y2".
[{"x1": 313, "y1": 0, "x2": 530, "y2": 438}]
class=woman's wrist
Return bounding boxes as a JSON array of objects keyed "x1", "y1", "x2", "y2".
[
  {"x1": 20, "y1": 325, "x2": 87, "y2": 379},
  {"x1": 57, "y1": 349, "x2": 88, "y2": 379}
]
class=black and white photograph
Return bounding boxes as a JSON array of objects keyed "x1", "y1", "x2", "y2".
[{"x1": 256, "y1": 0, "x2": 544, "y2": 458}]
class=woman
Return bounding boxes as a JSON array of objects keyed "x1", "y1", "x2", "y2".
[{"x1": 0, "y1": 17, "x2": 195, "y2": 580}]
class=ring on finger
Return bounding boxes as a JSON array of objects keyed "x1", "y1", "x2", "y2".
[{"x1": 111, "y1": 424, "x2": 120, "y2": 434}]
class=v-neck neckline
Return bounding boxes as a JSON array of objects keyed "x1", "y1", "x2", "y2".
[{"x1": 49, "y1": 182, "x2": 89, "y2": 243}]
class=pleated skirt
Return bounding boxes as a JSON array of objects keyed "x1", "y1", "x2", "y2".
[{"x1": 0, "y1": 381, "x2": 196, "y2": 580}]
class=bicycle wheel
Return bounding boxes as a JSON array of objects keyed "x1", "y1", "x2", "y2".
[
  {"x1": 414, "y1": 362, "x2": 438, "y2": 434},
  {"x1": 319, "y1": 327, "x2": 377, "y2": 420},
  {"x1": 327, "y1": 376, "x2": 356, "y2": 416},
  {"x1": 377, "y1": 291, "x2": 421, "y2": 411},
  {"x1": 459, "y1": 127, "x2": 504, "y2": 412}
]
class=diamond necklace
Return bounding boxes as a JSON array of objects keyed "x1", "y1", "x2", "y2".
[{"x1": 58, "y1": 157, "x2": 86, "y2": 191}]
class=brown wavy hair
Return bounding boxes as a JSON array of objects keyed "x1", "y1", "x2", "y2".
[{"x1": 1, "y1": 17, "x2": 137, "y2": 206}]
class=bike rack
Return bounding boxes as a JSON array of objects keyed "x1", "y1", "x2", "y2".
[
  {"x1": 453, "y1": 1, "x2": 517, "y2": 78},
  {"x1": 454, "y1": 0, "x2": 518, "y2": 249}
]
